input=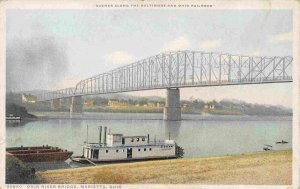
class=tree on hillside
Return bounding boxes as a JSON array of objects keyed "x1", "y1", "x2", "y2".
[{"x1": 138, "y1": 97, "x2": 148, "y2": 105}]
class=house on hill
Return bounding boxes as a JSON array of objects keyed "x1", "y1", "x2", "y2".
[
  {"x1": 84, "y1": 99, "x2": 94, "y2": 108},
  {"x1": 108, "y1": 100, "x2": 128, "y2": 107},
  {"x1": 204, "y1": 103, "x2": 215, "y2": 110},
  {"x1": 21, "y1": 94, "x2": 36, "y2": 104}
]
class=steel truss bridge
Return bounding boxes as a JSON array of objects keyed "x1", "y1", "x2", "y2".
[{"x1": 37, "y1": 50, "x2": 293, "y2": 101}]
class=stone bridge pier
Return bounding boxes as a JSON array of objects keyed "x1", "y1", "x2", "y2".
[
  {"x1": 70, "y1": 96, "x2": 83, "y2": 117},
  {"x1": 163, "y1": 88, "x2": 181, "y2": 121},
  {"x1": 51, "y1": 99, "x2": 61, "y2": 110}
]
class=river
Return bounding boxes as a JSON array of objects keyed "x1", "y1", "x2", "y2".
[{"x1": 6, "y1": 112, "x2": 292, "y2": 159}]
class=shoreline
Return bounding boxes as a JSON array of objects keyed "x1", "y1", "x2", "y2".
[
  {"x1": 37, "y1": 149, "x2": 291, "y2": 185},
  {"x1": 29, "y1": 111, "x2": 293, "y2": 118},
  {"x1": 29, "y1": 110, "x2": 292, "y2": 116}
]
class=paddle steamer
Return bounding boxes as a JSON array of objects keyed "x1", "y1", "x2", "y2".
[{"x1": 71, "y1": 126, "x2": 184, "y2": 163}]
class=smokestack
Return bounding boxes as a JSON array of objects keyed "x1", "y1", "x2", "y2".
[
  {"x1": 104, "y1": 127, "x2": 107, "y2": 146},
  {"x1": 147, "y1": 134, "x2": 149, "y2": 144},
  {"x1": 99, "y1": 126, "x2": 102, "y2": 146},
  {"x1": 86, "y1": 125, "x2": 89, "y2": 144}
]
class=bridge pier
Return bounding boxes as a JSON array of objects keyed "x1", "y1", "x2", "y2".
[
  {"x1": 70, "y1": 96, "x2": 83, "y2": 117},
  {"x1": 163, "y1": 88, "x2": 181, "y2": 121},
  {"x1": 51, "y1": 99, "x2": 61, "y2": 109}
]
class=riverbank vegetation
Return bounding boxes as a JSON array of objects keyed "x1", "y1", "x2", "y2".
[
  {"x1": 8, "y1": 91, "x2": 292, "y2": 116},
  {"x1": 85, "y1": 105, "x2": 163, "y2": 113},
  {"x1": 6, "y1": 103, "x2": 37, "y2": 119},
  {"x1": 6, "y1": 154, "x2": 38, "y2": 184},
  {"x1": 38, "y1": 150, "x2": 291, "y2": 185}
]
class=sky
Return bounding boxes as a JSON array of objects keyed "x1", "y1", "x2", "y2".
[{"x1": 6, "y1": 9, "x2": 293, "y2": 107}]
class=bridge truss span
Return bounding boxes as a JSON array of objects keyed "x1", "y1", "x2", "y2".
[{"x1": 37, "y1": 50, "x2": 293, "y2": 101}]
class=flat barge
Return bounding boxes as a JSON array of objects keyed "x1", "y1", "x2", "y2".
[{"x1": 6, "y1": 145, "x2": 73, "y2": 162}]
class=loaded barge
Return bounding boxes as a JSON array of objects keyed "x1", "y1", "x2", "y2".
[
  {"x1": 71, "y1": 126, "x2": 184, "y2": 164},
  {"x1": 6, "y1": 145, "x2": 73, "y2": 162}
]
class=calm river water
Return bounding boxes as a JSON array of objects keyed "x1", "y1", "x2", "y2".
[{"x1": 6, "y1": 112, "x2": 292, "y2": 158}]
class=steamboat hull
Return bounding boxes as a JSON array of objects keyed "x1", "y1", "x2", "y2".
[{"x1": 71, "y1": 155, "x2": 178, "y2": 164}]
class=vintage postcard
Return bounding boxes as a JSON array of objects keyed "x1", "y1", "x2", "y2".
[{"x1": 0, "y1": 0, "x2": 299, "y2": 188}]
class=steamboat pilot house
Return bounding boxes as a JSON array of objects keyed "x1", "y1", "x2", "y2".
[{"x1": 81, "y1": 127, "x2": 178, "y2": 162}]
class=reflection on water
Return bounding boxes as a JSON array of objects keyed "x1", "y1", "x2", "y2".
[
  {"x1": 164, "y1": 121, "x2": 181, "y2": 139},
  {"x1": 6, "y1": 112, "x2": 292, "y2": 160},
  {"x1": 6, "y1": 120, "x2": 26, "y2": 127}
]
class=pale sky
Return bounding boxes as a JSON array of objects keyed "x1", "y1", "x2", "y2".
[{"x1": 6, "y1": 9, "x2": 293, "y2": 107}]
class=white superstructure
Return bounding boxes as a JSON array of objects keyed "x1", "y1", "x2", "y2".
[{"x1": 79, "y1": 127, "x2": 179, "y2": 162}]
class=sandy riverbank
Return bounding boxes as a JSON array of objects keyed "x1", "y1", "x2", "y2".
[{"x1": 37, "y1": 150, "x2": 291, "y2": 185}]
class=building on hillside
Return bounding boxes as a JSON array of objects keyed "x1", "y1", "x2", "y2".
[
  {"x1": 21, "y1": 94, "x2": 36, "y2": 103},
  {"x1": 84, "y1": 99, "x2": 94, "y2": 108},
  {"x1": 204, "y1": 103, "x2": 215, "y2": 110},
  {"x1": 51, "y1": 99, "x2": 61, "y2": 109},
  {"x1": 147, "y1": 102, "x2": 156, "y2": 107},
  {"x1": 156, "y1": 102, "x2": 165, "y2": 107},
  {"x1": 108, "y1": 100, "x2": 128, "y2": 107},
  {"x1": 182, "y1": 103, "x2": 188, "y2": 108}
]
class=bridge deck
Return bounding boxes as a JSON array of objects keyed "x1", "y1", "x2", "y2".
[{"x1": 36, "y1": 50, "x2": 293, "y2": 101}]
